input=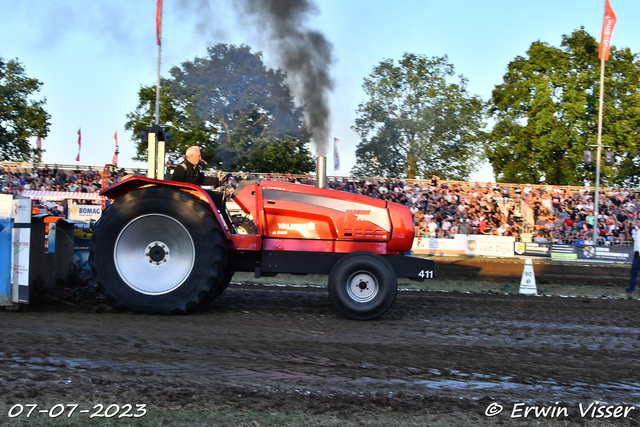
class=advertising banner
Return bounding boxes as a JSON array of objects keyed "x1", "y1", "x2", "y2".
[
  {"x1": 514, "y1": 242, "x2": 551, "y2": 257},
  {"x1": 68, "y1": 204, "x2": 102, "y2": 222},
  {"x1": 576, "y1": 245, "x2": 633, "y2": 263},
  {"x1": 459, "y1": 235, "x2": 515, "y2": 257},
  {"x1": 412, "y1": 235, "x2": 515, "y2": 257},
  {"x1": 599, "y1": 0, "x2": 617, "y2": 61},
  {"x1": 412, "y1": 236, "x2": 465, "y2": 256},
  {"x1": 411, "y1": 236, "x2": 633, "y2": 263},
  {"x1": 11, "y1": 198, "x2": 31, "y2": 303},
  {"x1": 550, "y1": 244, "x2": 578, "y2": 260}
]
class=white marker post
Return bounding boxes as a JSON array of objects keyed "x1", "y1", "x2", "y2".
[{"x1": 519, "y1": 259, "x2": 537, "y2": 295}]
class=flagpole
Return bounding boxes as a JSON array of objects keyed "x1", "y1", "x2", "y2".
[
  {"x1": 592, "y1": 0, "x2": 616, "y2": 245},
  {"x1": 155, "y1": 0, "x2": 163, "y2": 125},
  {"x1": 155, "y1": 42, "x2": 161, "y2": 125},
  {"x1": 592, "y1": 56, "x2": 605, "y2": 246}
]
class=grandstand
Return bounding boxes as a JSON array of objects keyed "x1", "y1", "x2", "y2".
[{"x1": 1, "y1": 161, "x2": 637, "y2": 247}]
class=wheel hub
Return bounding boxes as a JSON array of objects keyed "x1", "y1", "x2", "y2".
[
  {"x1": 347, "y1": 271, "x2": 379, "y2": 303},
  {"x1": 146, "y1": 241, "x2": 169, "y2": 265}
]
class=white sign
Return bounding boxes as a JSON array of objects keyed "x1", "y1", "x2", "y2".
[
  {"x1": 519, "y1": 259, "x2": 537, "y2": 295},
  {"x1": 459, "y1": 235, "x2": 515, "y2": 257},
  {"x1": 68, "y1": 204, "x2": 102, "y2": 221},
  {"x1": 12, "y1": 198, "x2": 31, "y2": 223},
  {"x1": 11, "y1": 198, "x2": 31, "y2": 303},
  {"x1": 412, "y1": 235, "x2": 516, "y2": 258},
  {"x1": 412, "y1": 236, "x2": 466, "y2": 256},
  {"x1": 0, "y1": 194, "x2": 13, "y2": 219}
]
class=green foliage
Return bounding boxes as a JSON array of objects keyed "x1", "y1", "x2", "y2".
[
  {"x1": 125, "y1": 44, "x2": 314, "y2": 173},
  {"x1": 486, "y1": 27, "x2": 640, "y2": 186},
  {"x1": 241, "y1": 136, "x2": 314, "y2": 174},
  {"x1": 351, "y1": 54, "x2": 486, "y2": 179},
  {"x1": 0, "y1": 57, "x2": 50, "y2": 161},
  {"x1": 125, "y1": 80, "x2": 213, "y2": 164}
]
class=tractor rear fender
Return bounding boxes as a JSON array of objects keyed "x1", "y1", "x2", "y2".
[{"x1": 100, "y1": 176, "x2": 232, "y2": 241}]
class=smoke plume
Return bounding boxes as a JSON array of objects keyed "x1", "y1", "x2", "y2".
[{"x1": 233, "y1": 0, "x2": 334, "y2": 157}]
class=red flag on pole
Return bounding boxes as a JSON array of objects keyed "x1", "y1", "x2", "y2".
[
  {"x1": 36, "y1": 136, "x2": 42, "y2": 161},
  {"x1": 112, "y1": 130, "x2": 118, "y2": 166},
  {"x1": 599, "y1": 0, "x2": 617, "y2": 61},
  {"x1": 156, "y1": 0, "x2": 162, "y2": 46},
  {"x1": 76, "y1": 128, "x2": 81, "y2": 162}
]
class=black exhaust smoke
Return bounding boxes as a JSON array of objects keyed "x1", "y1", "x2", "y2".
[{"x1": 234, "y1": 0, "x2": 334, "y2": 157}]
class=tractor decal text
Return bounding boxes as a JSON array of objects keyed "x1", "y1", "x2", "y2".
[{"x1": 277, "y1": 222, "x2": 316, "y2": 231}]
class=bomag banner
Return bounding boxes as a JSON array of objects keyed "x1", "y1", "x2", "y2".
[{"x1": 68, "y1": 204, "x2": 102, "y2": 221}]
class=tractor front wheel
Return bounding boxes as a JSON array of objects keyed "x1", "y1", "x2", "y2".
[{"x1": 328, "y1": 252, "x2": 397, "y2": 320}]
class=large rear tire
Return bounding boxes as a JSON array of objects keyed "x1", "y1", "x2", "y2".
[
  {"x1": 202, "y1": 269, "x2": 234, "y2": 305},
  {"x1": 89, "y1": 187, "x2": 227, "y2": 314},
  {"x1": 328, "y1": 252, "x2": 397, "y2": 320}
]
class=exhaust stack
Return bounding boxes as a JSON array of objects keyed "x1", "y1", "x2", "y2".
[
  {"x1": 145, "y1": 124, "x2": 172, "y2": 180},
  {"x1": 316, "y1": 157, "x2": 326, "y2": 189}
]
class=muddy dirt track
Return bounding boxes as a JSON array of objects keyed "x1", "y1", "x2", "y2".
[{"x1": 1, "y1": 258, "x2": 640, "y2": 426}]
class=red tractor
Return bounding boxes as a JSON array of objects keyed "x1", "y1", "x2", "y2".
[{"x1": 89, "y1": 131, "x2": 434, "y2": 319}]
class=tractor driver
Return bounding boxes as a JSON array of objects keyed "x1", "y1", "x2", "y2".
[
  {"x1": 172, "y1": 146, "x2": 226, "y2": 211},
  {"x1": 171, "y1": 146, "x2": 223, "y2": 186}
]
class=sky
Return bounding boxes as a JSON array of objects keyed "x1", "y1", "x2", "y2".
[{"x1": 2, "y1": 0, "x2": 640, "y2": 182}]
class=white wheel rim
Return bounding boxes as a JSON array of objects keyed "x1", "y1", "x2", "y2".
[
  {"x1": 114, "y1": 214, "x2": 195, "y2": 295},
  {"x1": 347, "y1": 271, "x2": 379, "y2": 303}
]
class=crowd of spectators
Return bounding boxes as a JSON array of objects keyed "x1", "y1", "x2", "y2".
[
  {"x1": 515, "y1": 183, "x2": 638, "y2": 246},
  {"x1": 0, "y1": 164, "x2": 126, "y2": 216},
  {"x1": 263, "y1": 173, "x2": 640, "y2": 247},
  {"x1": 1, "y1": 164, "x2": 639, "y2": 247}
]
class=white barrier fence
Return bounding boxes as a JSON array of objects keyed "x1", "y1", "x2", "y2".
[
  {"x1": 412, "y1": 235, "x2": 515, "y2": 257},
  {"x1": 412, "y1": 235, "x2": 634, "y2": 263}
]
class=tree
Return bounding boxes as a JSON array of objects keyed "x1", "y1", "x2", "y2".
[
  {"x1": 0, "y1": 57, "x2": 50, "y2": 161},
  {"x1": 351, "y1": 54, "x2": 486, "y2": 179},
  {"x1": 125, "y1": 80, "x2": 216, "y2": 164},
  {"x1": 486, "y1": 28, "x2": 640, "y2": 186},
  {"x1": 125, "y1": 44, "x2": 314, "y2": 173}
]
